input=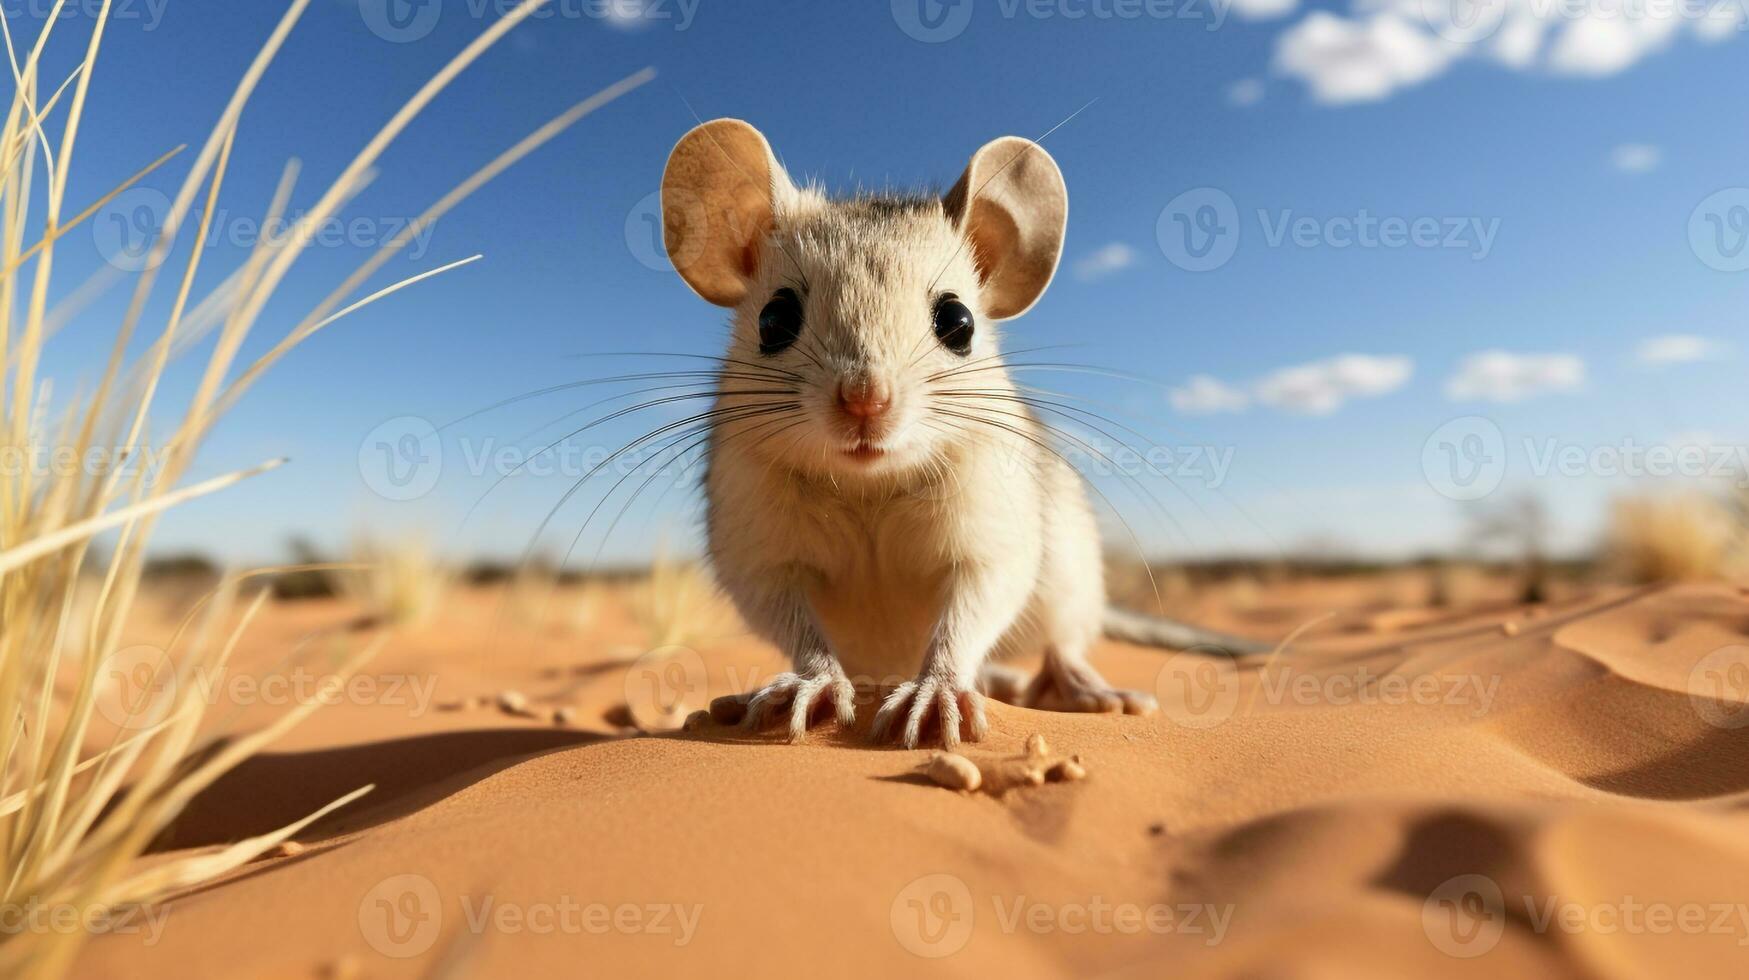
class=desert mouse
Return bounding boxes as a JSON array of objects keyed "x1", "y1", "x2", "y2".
[{"x1": 661, "y1": 119, "x2": 1258, "y2": 749}]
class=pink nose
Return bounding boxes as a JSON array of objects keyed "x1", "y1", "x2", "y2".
[{"x1": 837, "y1": 379, "x2": 892, "y2": 420}]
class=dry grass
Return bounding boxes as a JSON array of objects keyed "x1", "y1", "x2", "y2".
[
  {"x1": 1605, "y1": 490, "x2": 1748, "y2": 584},
  {"x1": 629, "y1": 544, "x2": 724, "y2": 651},
  {"x1": 340, "y1": 535, "x2": 446, "y2": 627},
  {"x1": 0, "y1": 2, "x2": 651, "y2": 974}
]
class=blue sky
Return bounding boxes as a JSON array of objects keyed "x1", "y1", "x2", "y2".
[{"x1": 23, "y1": 0, "x2": 1748, "y2": 566}]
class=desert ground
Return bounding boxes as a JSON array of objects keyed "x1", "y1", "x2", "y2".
[{"x1": 64, "y1": 569, "x2": 1749, "y2": 979}]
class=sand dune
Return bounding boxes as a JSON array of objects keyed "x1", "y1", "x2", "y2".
[{"x1": 72, "y1": 582, "x2": 1749, "y2": 978}]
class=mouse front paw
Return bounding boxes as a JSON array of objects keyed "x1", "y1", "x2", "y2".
[
  {"x1": 870, "y1": 675, "x2": 988, "y2": 750},
  {"x1": 712, "y1": 668, "x2": 856, "y2": 743}
]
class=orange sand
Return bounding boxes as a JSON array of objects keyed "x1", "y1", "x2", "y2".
[{"x1": 69, "y1": 579, "x2": 1749, "y2": 979}]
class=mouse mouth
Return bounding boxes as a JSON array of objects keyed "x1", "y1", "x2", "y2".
[{"x1": 843, "y1": 440, "x2": 886, "y2": 463}]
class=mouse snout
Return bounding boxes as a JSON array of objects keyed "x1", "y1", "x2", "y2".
[{"x1": 836, "y1": 377, "x2": 892, "y2": 420}]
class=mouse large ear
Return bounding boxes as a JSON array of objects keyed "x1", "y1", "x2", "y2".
[
  {"x1": 943, "y1": 137, "x2": 1067, "y2": 320},
  {"x1": 662, "y1": 119, "x2": 796, "y2": 307}
]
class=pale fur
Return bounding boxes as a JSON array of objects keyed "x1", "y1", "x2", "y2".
[{"x1": 666, "y1": 121, "x2": 1237, "y2": 749}]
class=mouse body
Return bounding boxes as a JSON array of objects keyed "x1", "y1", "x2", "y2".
[{"x1": 661, "y1": 119, "x2": 1213, "y2": 748}]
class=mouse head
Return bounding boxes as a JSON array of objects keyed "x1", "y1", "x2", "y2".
[{"x1": 661, "y1": 118, "x2": 1067, "y2": 483}]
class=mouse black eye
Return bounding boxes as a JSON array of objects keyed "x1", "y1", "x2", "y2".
[
  {"x1": 757, "y1": 288, "x2": 804, "y2": 355},
  {"x1": 932, "y1": 296, "x2": 974, "y2": 355}
]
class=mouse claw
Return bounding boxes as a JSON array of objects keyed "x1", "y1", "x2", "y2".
[
  {"x1": 871, "y1": 676, "x2": 987, "y2": 750},
  {"x1": 1022, "y1": 659, "x2": 1157, "y2": 716},
  {"x1": 737, "y1": 670, "x2": 857, "y2": 743}
]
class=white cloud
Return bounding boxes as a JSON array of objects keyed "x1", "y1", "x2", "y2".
[
  {"x1": 1269, "y1": 0, "x2": 1745, "y2": 104},
  {"x1": 1445, "y1": 350, "x2": 1585, "y2": 402},
  {"x1": 1546, "y1": 13, "x2": 1681, "y2": 75},
  {"x1": 1072, "y1": 243, "x2": 1136, "y2": 281},
  {"x1": 1170, "y1": 375, "x2": 1251, "y2": 415},
  {"x1": 1253, "y1": 353, "x2": 1414, "y2": 414},
  {"x1": 1610, "y1": 143, "x2": 1661, "y2": 173},
  {"x1": 1228, "y1": 78, "x2": 1267, "y2": 106},
  {"x1": 1636, "y1": 334, "x2": 1728, "y2": 365},
  {"x1": 1273, "y1": 12, "x2": 1458, "y2": 104},
  {"x1": 1229, "y1": 0, "x2": 1302, "y2": 19}
]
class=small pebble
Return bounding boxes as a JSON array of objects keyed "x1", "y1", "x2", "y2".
[
  {"x1": 927, "y1": 752, "x2": 982, "y2": 792},
  {"x1": 551, "y1": 706, "x2": 576, "y2": 726},
  {"x1": 320, "y1": 956, "x2": 360, "y2": 980},
  {"x1": 1502, "y1": 621, "x2": 1521, "y2": 636},
  {"x1": 272, "y1": 840, "x2": 305, "y2": 858},
  {"x1": 1025, "y1": 733, "x2": 1049, "y2": 759},
  {"x1": 496, "y1": 690, "x2": 529, "y2": 716},
  {"x1": 1148, "y1": 822, "x2": 1167, "y2": 836},
  {"x1": 1046, "y1": 758, "x2": 1087, "y2": 782},
  {"x1": 683, "y1": 709, "x2": 712, "y2": 732}
]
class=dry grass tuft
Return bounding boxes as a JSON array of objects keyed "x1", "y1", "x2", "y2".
[
  {"x1": 340, "y1": 535, "x2": 446, "y2": 627},
  {"x1": 0, "y1": 2, "x2": 651, "y2": 974},
  {"x1": 629, "y1": 544, "x2": 723, "y2": 651},
  {"x1": 1605, "y1": 490, "x2": 1747, "y2": 584}
]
